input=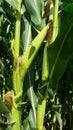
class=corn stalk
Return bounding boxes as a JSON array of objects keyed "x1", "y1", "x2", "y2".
[
  {"x1": 12, "y1": 0, "x2": 22, "y2": 129},
  {"x1": 12, "y1": 0, "x2": 49, "y2": 127}
]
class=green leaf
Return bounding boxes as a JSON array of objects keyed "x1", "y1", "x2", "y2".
[
  {"x1": 55, "y1": 111, "x2": 62, "y2": 130},
  {"x1": 0, "y1": 98, "x2": 13, "y2": 124},
  {"x1": 23, "y1": 117, "x2": 30, "y2": 130},
  {"x1": 48, "y1": 11, "x2": 73, "y2": 85},
  {"x1": 24, "y1": 0, "x2": 42, "y2": 25},
  {"x1": 0, "y1": 60, "x2": 4, "y2": 74},
  {"x1": 0, "y1": 98, "x2": 10, "y2": 114},
  {"x1": 24, "y1": 65, "x2": 37, "y2": 126},
  {"x1": 5, "y1": 0, "x2": 19, "y2": 12},
  {"x1": 0, "y1": 0, "x2": 2, "y2": 5},
  {"x1": 28, "y1": 109, "x2": 37, "y2": 129},
  {"x1": 61, "y1": 0, "x2": 73, "y2": 4},
  {"x1": 0, "y1": 0, "x2": 3, "y2": 13},
  {"x1": 63, "y1": 3, "x2": 73, "y2": 12},
  {"x1": 5, "y1": 126, "x2": 12, "y2": 130},
  {"x1": 21, "y1": 16, "x2": 32, "y2": 52},
  {"x1": 23, "y1": 109, "x2": 37, "y2": 130},
  {"x1": 27, "y1": 86, "x2": 37, "y2": 125},
  {"x1": 0, "y1": 118, "x2": 4, "y2": 125}
]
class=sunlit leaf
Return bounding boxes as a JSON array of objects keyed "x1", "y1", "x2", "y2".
[
  {"x1": 24, "y1": 0, "x2": 46, "y2": 30},
  {"x1": 24, "y1": 0, "x2": 41, "y2": 25},
  {"x1": 21, "y1": 17, "x2": 32, "y2": 52}
]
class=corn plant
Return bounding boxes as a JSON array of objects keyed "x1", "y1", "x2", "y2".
[{"x1": 0, "y1": 0, "x2": 73, "y2": 130}]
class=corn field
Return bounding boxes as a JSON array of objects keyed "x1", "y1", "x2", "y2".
[{"x1": 0, "y1": 0, "x2": 73, "y2": 130}]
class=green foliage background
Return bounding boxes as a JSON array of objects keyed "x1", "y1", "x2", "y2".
[{"x1": 0, "y1": 0, "x2": 73, "y2": 130}]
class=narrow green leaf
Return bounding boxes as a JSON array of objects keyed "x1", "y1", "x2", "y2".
[
  {"x1": 23, "y1": 67, "x2": 37, "y2": 126},
  {"x1": 55, "y1": 111, "x2": 62, "y2": 130},
  {"x1": 27, "y1": 86, "x2": 37, "y2": 125},
  {"x1": 21, "y1": 17, "x2": 32, "y2": 52},
  {"x1": 28, "y1": 109, "x2": 37, "y2": 129}
]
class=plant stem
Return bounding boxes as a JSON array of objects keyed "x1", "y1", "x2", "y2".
[
  {"x1": 12, "y1": 101, "x2": 21, "y2": 130},
  {"x1": 12, "y1": 0, "x2": 22, "y2": 130},
  {"x1": 52, "y1": 0, "x2": 59, "y2": 42},
  {"x1": 37, "y1": 86, "x2": 48, "y2": 130},
  {"x1": 13, "y1": 0, "x2": 22, "y2": 95}
]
